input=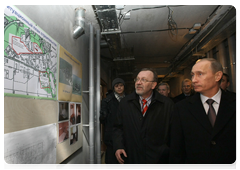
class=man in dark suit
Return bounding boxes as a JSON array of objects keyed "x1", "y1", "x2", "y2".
[
  {"x1": 173, "y1": 78, "x2": 194, "y2": 103},
  {"x1": 169, "y1": 58, "x2": 236, "y2": 164},
  {"x1": 113, "y1": 68, "x2": 174, "y2": 164},
  {"x1": 220, "y1": 73, "x2": 235, "y2": 94},
  {"x1": 100, "y1": 78, "x2": 126, "y2": 164}
]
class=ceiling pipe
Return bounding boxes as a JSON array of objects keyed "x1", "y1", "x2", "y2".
[
  {"x1": 73, "y1": 7, "x2": 85, "y2": 39},
  {"x1": 162, "y1": 5, "x2": 233, "y2": 81}
]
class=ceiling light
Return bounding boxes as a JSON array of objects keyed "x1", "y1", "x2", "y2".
[
  {"x1": 124, "y1": 12, "x2": 130, "y2": 20},
  {"x1": 193, "y1": 23, "x2": 201, "y2": 30},
  {"x1": 189, "y1": 28, "x2": 197, "y2": 34},
  {"x1": 116, "y1": 5, "x2": 125, "y2": 10}
]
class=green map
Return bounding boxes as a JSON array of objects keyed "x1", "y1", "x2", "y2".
[{"x1": 4, "y1": 6, "x2": 58, "y2": 99}]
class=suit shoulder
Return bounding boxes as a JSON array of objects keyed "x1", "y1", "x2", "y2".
[{"x1": 102, "y1": 93, "x2": 115, "y2": 103}]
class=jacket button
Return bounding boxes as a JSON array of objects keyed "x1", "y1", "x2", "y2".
[
  {"x1": 211, "y1": 141, "x2": 216, "y2": 145},
  {"x1": 139, "y1": 117, "x2": 142, "y2": 121}
]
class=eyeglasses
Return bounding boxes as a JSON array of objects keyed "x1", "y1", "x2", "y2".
[{"x1": 134, "y1": 78, "x2": 155, "y2": 83}]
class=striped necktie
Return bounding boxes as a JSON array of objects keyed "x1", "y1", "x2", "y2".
[{"x1": 142, "y1": 99, "x2": 148, "y2": 115}]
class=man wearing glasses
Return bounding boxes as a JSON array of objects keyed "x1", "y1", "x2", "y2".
[{"x1": 113, "y1": 68, "x2": 174, "y2": 164}]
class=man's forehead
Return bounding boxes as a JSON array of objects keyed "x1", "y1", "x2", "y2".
[
  {"x1": 192, "y1": 60, "x2": 210, "y2": 70},
  {"x1": 138, "y1": 70, "x2": 153, "y2": 77},
  {"x1": 159, "y1": 85, "x2": 167, "y2": 88}
]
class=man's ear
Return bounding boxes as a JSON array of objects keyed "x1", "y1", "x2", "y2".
[
  {"x1": 152, "y1": 82, "x2": 157, "y2": 89},
  {"x1": 215, "y1": 71, "x2": 223, "y2": 82},
  {"x1": 227, "y1": 82, "x2": 230, "y2": 88}
]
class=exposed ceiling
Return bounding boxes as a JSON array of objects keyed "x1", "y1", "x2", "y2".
[{"x1": 91, "y1": 5, "x2": 236, "y2": 89}]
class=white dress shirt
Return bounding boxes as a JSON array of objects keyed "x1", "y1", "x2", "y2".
[
  {"x1": 139, "y1": 92, "x2": 153, "y2": 116},
  {"x1": 200, "y1": 88, "x2": 222, "y2": 115}
]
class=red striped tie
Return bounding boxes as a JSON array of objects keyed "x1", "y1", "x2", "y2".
[{"x1": 142, "y1": 99, "x2": 148, "y2": 115}]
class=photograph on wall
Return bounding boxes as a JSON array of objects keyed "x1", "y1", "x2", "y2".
[
  {"x1": 69, "y1": 103, "x2": 76, "y2": 125},
  {"x1": 59, "y1": 58, "x2": 73, "y2": 86},
  {"x1": 58, "y1": 45, "x2": 82, "y2": 102},
  {"x1": 70, "y1": 125, "x2": 78, "y2": 145},
  {"x1": 58, "y1": 101, "x2": 69, "y2": 122},
  {"x1": 58, "y1": 121, "x2": 69, "y2": 143},
  {"x1": 76, "y1": 103, "x2": 81, "y2": 124},
  {"x1": 4, "y1": 6, "x2": 58, "y2": 100},
  {"x1": 72, "y1": 75, "x2": 82, "y2": 96}
]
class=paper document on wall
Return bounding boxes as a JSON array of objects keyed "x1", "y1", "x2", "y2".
[{"x1": 4, "y1": 124, "x2": 57, "y2": 164}]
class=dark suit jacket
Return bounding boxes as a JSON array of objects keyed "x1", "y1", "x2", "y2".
[
  {"x1": 113, "y1": 91, "x2": 174, "y2": 164},
  {"x1": 169, "y1": 90, "x2": 236, "y2": 164},
  {"x1": 173, "y1": 91, "x2": 194, "y2": 103}
]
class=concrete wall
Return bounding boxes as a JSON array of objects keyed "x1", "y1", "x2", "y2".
[{"x1": 15, "y1": 5, "x2": 95, "y2": 164}]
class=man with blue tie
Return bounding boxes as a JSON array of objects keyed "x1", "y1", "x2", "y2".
[
  {"x1": 169, "y1": 58, "x2": 236, "y2": 164},
  {"x1": 113, "y1": 68, "x2": 174, "y2": 164}
]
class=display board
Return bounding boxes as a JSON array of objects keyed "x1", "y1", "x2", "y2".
[
  {"x1": 4, "y1": 6, "x2": 83, "y2": 164},
  {"x1": 56, "y1": 101, "x2": 82, "y2": 163},
  {"x1": 4, "y1": 6, "x2": 58, "y2": 100},
  {"x1": 58, "y1": 45, "x2": 82, "y2": 102}
]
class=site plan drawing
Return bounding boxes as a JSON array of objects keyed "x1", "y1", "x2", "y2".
[
  {"x1": 4, "y1": 124, "x2": 56, "y2": 164},
  {"x1": 4, "y1": 6, "x2": 58, "y2": 99}
]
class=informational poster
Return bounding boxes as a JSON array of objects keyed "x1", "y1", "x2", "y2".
[
  {"x1": 4, "y1": 124, "x2": 57, "y2": 164},
  {"x1": 58, "y1": 45, "x2": 82, "y2": 102},
  {"x1": 4, "y1": 6, "x2": 58, "y2": 100}
]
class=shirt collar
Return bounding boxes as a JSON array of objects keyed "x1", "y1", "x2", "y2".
[
  {"x1": 139, "y1": 92, "x2": 153, "y2": 103},
  {"x1": 200, "y1": 88, "x2": 222, "y2": 104}
]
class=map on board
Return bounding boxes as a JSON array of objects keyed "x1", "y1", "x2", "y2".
[{"x1": 4, "y1": 6, "x2": 58, "y2": 99}]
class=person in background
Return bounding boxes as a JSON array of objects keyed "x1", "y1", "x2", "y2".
[
  {"x1": 169, "y1": 58, "x2": 236, "y2": 163},
  {"x1": 100, "y1": 78, "x2": 126, "y2": 164},
  {"x1": 220, "y1": 73, "x2": 235, "y2": 94},
  {"x1": 113, "y1": 68, "x2": 174, "y2": 164},
  {"x1": 157, "y1": 82, "x2": 174, "y2": 100},
  {"x1": 173, "y1": 78, "x2": 194, "y2": 103}
]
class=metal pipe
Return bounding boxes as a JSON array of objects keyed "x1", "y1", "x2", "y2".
[
  {"x1": 73, "y1": 7, "x2": 85, "y2": 39},
  {"x1": 217, "y1": 41, "x2": 229, "y2": 74},
  {"x1": 89, "y1": 24, "x2": 95, "y2": 164},
  {"x1": 228, "y1": 34, "x2": 236, "y2": 92},
  {"x1": 206, "y1": 50, "x2": 213, "y2": 58},
  {"x1": 101, "y1": 30, "x2": 121, "y2": 35},
  {"x1": 96, "y1": 29, "x2": 101, "y2": 164}
]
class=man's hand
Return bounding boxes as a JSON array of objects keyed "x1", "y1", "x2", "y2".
[{"x1": 115, "y1": 149, "x2": 127, "y2": 164}]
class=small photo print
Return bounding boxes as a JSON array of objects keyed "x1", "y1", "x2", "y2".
[
  {"x1": 58, "y1": 121, "x2": 69, "y2": 143},
  {"x1": 70, "y1": 125, "x2": 78, "y2": 145},
  {"x1": 59, "y1": 102, "x2": 69, "y2": 121},
  {"x1": 69, "y1": 103, "x2": 76, "y2": 125},
  {"x1": 76, "y1": 103, "x2": 81, "y2": 124}
]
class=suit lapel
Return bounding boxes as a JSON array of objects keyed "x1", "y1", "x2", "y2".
[
  {"x1": 188, "y1": 93, "x2": 213, "y2": 135},
  {"x1": 212, "y1": 91, "x2": 236, "y2": 137},
  {"x1": 128, "y1": 92, "x2": 141, "y2": 113}
]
